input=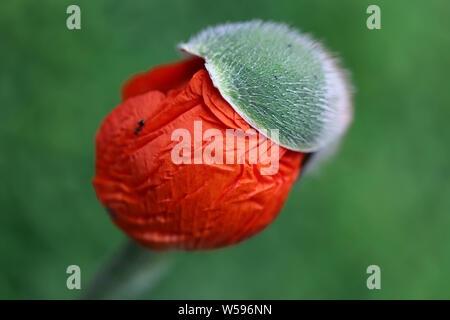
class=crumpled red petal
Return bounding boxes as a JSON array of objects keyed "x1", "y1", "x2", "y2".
[
  {"x1": 122, "y1": 57, "x2": 205, "y2": 100},
  {"x1": 93, "y1": 60, "x2": 304, "y2": 250}
]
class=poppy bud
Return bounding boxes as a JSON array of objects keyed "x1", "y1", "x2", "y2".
[{"x1": 93, "y1": 21, "x2": 352, "y2": 250}]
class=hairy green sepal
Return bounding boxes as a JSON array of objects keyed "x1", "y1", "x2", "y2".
[{"x1": 179, "y1": 21, "x2": 352, "y2": 152}]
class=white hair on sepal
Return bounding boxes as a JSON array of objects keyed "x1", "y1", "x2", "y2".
[{"x1": 178, "y1": 20, "x2": 353, "y2": 162}]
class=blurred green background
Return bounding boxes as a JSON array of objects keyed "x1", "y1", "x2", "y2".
[{"x1": 1, "y1": 0, "x2": 449, "y2": 299}]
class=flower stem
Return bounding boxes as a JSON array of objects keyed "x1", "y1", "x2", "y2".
[{"x1": 81, "y1": 240, "x2": 173, "y2": 299}]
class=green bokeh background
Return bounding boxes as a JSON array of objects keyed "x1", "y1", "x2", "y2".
[{"x1": 1, "y1": 0, "x2": 449, "y2": 299}]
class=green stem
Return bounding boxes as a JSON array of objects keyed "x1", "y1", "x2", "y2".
[{"x1": 81, "y1": 240, "x2": 174, "y2": 299}]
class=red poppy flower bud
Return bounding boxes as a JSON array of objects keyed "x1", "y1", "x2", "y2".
[{"x1": 93, "y1": 57, "x2": 304, "y2": 250}]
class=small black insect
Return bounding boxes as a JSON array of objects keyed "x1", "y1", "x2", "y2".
[
  {"x1": 274, "y1": 75, "x2": 278, "y2": 80},
  {"x1": 287, "y1": 44, "x2": 292, "y2": 48},
  {"x1": 134, "y1": 119, "x2": 146, "y2": 135}
]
